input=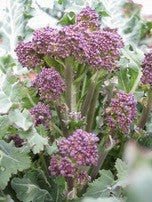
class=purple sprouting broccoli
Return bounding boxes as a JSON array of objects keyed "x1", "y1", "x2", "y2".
[
  {"x1": 49, "y1": 129, "x2": 99, "y2": 181},
  {"x1": 106, "y1": 91, "x2": 137, "y2": 134},
  {"x1": 141, "y1": 51, "x2": 152, "y2": 85},
  {"x1": 33, "y1": 67, "x2": 65, "y2": 101},
  {"x1": 15, "y1": 41, "x2": 42, "y2": 69},
  {"x1": 30, "y1": 102, "x2": 51, "y2": 127}
]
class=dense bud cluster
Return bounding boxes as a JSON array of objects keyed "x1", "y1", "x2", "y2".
[
  {"x1": 30, "y1": 102, "x2": 51, "y2": 127},
  {"x1": 58, "y1": 129, "x2": 99, "y2": 166},
  {"x1": 9, "y1": 136, "x2": 24, "y2": 147},
  {"x1": 32, "y1": 27, "x2": 58, "y2": 55},
  {"x1": 15, "y1": 41, "x2": 42, "y2": 69},
  {"x1": 83, "y1": 30, "x2": 123, "y2": 71},
  {"x1": 50, "y1": 155, "x2": 76, "y2": 177},
  {"x1": 15, "y1": 7, "x2": 123, "y2": 71},
  {"x1": 33, "y1": 67, "x2": 65, "y2": 101},
  {"x1": 141, "y1": 51, "x2": 152, "y2": 85},
  {"x1": 49, "y1": 129, "x2": 99, "y2": 179},
  {"x1": 106, "y1": 91, "x2": 137, "y2": 134},
  {"x1": 76, "y1": 6, "x2": 100, "y2": 30}
]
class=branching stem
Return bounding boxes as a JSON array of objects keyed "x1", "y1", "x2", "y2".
[
  {"x1": 64, "y1": 58, "x2": 73, "y2": 112},
  {"x1": 138, "y1": 90, "x2": 152, "y2": 129},
  {"x1": 81, "y1": 81, "x2": 95, "y2": 117}
]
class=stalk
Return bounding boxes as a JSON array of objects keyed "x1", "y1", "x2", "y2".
[
  {"x1": 64, "y1": 58, "x2": 73, "y2": 112},
  {"x1": 78, "y1": 134, "x2": 110, "y2": 196},
  {"x1": 138, "y1": 90, "x2": 152, "y2": 129},
  {"x1": 55, "y1": 104, "x2": 69, "y2": 137},
  {"x1": 81, "y1": 81, "x2": 95, "y2": 117},
  {"x1": 85, "y1": 87, "x2": 100, "y2": 132},
  {"x1": 90, "y1": 136, "x2": 117, "y2": 180},
  {"x1": 26, "y1": 91, "x2": 36, "y2": 106},
  {"x1": 90, "y1": 151, "x2": 108, "y2": 180},
  {"x1": 39, "y1": 154, "x2": 48, "y2": 175}
]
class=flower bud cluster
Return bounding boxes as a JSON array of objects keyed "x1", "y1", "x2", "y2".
[
  {"x1": 15, "y1": 7, "x2": 123, "y2": 71},
  {"x1": 30, "y1": 102, "x2": 51, "y2": 127},
  {"x1": 141, "y1": 51, "x2": 152, "y2": 85},
  {"x1": 49, "y1": 129, "x2": 99, "y2": 184},
  {"x1": 32, "y1": 67, "x2": 65, "y2": 101},
  {"x1": 106, "y1": 91, "x2": 137, "y2": 134},
  {"x1": 15, "y1": 41, "x2": 42, "y2": 69}
]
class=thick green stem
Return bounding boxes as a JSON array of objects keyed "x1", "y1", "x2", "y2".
[
  {"x1": 39, "y1": 154, "x2": 48, "y2": 175},
  {"x1": 85, "y1": 87, "x2": 100, "y2": 132},
  {"x1": 26, "y1": 91, "x2": 35, "y2": 106},
  {"x1": 55, "y1": 105, "x2": 69, "y2": 137},
  {"x1": 90, "y1": 136, "x2": 117, "y2": 180},
  {"x1": 138, "y1": 90, "x2": 152, "y2": 129},
  {"x1": 81, "y1": 81, "x2": 95, "y2": 117},
  {"x1": 64, "y1": 58, "x2": 73, "y2": 112},
  {"x1": 90, "y1": 151, "x2": 108, "y2": 180}
]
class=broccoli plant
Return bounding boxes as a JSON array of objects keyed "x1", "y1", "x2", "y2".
[{"x1": 0, "y1": 1, "x2": 152, "y2": 201}]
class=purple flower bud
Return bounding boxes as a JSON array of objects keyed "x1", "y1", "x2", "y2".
[
  {"x1": 15, "y1": 41, "x2": 42, "y2": 69},
  {"x1": 106, "y1": 91, "x2": 137, "y2": 134},
  {"x1": 76, "y1": 6, "x2": 100, "y2": 30},
  {"x1": 33, "y1": 67, "x2": 65, "y2": 101},
  {"x1": 9, "y1": 136, "x2": 24, "y2": 147},
  {"x1": 84, "y1": 30, "x2": 124, "y2": 71},
  {"x1": 32, "y1": 27, "x2": 58, "y2": 55},
  {"x1": 15, "y1": 7, "x2": 123, "y2": 72},
  {"x1": 58, "y1": 129, "x2": 99, "y2": 166},
  {"x1": 30, "y1": 102, "x2": 51, "y2": 127},
  {"x1": 141, "y1": 51, "x2": 152, "y2": 85},
  {"x1": 49, "y1": 155, "x2": 76, "y2": 177}
]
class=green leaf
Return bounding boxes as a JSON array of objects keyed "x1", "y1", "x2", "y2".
[
  {"x1": 0, "y1": 194, "x2": 14, "y2": 202},
  {"x1": 9, "y1": 109, "x2": 33, "y2": 131},
  {"x1": 0, "y1": 55, "x2": 15, "y2": 73},
  {"x1": 139, "y1": 136, "x2": 152, "y2": 149},
  {"x1": 0, "y1": 115, "x2": 10, "y2": 139},
  {"x1": 0, "y1": 140, "x2": 31, "y2": 190},
  {"x1": 0, "y1": 0, "x2": 25, "y2": 56},
  {"x1": 82, "y1": 197, "x2": 121, "y2": 202},
  {"x1": 35, "y1": 125, "x2": 48, "y2": 137},
  {"x1": 59, "y1": 12, "x2": 75, "y2": 26},
  {"x1": 114, "y1": 159, "x2": 128, "y2": 188},
  {"x1": 0, "y1": 91, "x2": 12, "y2": 114},
  {"x1": 84, "y1": 170, "x2": 114, "y2": 198},
  {"x1": 46, "y1": 141, "x2": 58, "y2": 155},
  {"x1": 0, "y1": 70, "x2": 27, "y2": 114},
  {"x1": 118, "y1": 45, "x2": 143, "y2": 93},
  {"x1": 26, "y1": 127, "x2": 49, "y2": 154},
  {"x1": 118, "y1": 66, "x2": 140, "y2": 93},
  {"x1": 11, "y1": 177, "x2": 52, "y2": 202}
]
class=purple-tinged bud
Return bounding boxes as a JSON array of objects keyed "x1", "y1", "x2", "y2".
[
  {"x1": 141, "y1": 51, "x2": 152, "y2": 85},
  {"x1": 33, "y1": 67, "x2": 65, "y2": 101},
  {"x1": 30, "y1": 102, "x2": 51, "y2": 127},
  {"x1": 15, "y1": 41, "x2": 42, "y2": 69},
  {"x1": 58, "y1": 129, "x2": 99, "y2": 166},
  {"x1": 76, "y1": 6, "x2": 100, "y2": 31},
  {"x1": 49, "y1": 155, "x2": 76, "y2": 177},
  {"x1": 106, "y1": 91, "x2": 137, "y2": 134},
  {"x1": 32, "y1": 27, "x2": 58, "y2": 55},
  {"x1": 84, "y1": 30, "x2": 124, "y2": 71},
  {"x1": 9, "y1": 136, "x2": 24, "y2": 147}
]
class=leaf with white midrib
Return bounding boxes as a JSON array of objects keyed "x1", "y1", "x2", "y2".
[
  {"x1": 11, "y1": 177, "x2": 52, "y2": 202},
  {"x1": 0, "y1": 140, "x2": 31, "y2": 190},
  {"x1": 83, "y1": 170, "x2": 114, "y2": 198}
]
